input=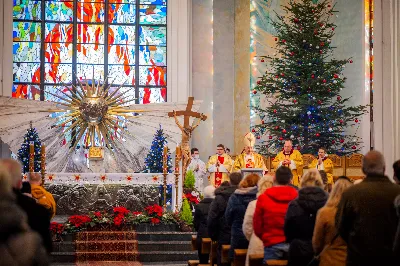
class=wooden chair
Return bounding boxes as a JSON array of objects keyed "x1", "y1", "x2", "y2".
[
  {"x1": 269, "y1": 155, "x2": 277, "y2": 174},
  {"x1": 208, "y1": 241, "x2": 218, "y2": 266},
  {"x1": 302, "y1": 154, "x2": 317, "y2": 175},
  {"x1": 328, "y1": 154, "x2": 345, "y2": 182},
  {"x1": 233, "y1": 249, "x2": 247, "y2": 266},
  {"x1": 191, "y1": 235, "x2": 198, "y2": 251},
  {"x1": 249, "y1": 253, "x2": 263, "y2": 266},
  {"x1": 266, "y1": 260, "x2": 288, "y2": 266},
  {"x1": 346, "y1": 153, "x2": 365, "y2": 181},
  {"x1": 221, "y1": 245, "x2": 231, "y2": 264},
  {"x1": 262, "y1": 155, "x2": 271, "y2": 173},
  {"x1": 201, "y1": 238, "x2": 212, "y2": 254},
  {"x1": 188, "y1": 260, "x2": 199, "y2": 266}
]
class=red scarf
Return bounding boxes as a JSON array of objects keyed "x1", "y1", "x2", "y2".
[{"x1": 283, "y1": 148, "x2": 294, "y2": 156}]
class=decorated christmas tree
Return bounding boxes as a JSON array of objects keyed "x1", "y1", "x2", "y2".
[
  {"x1": 18, "y1": 125, "x2": 42, "y2": 173},
  {"x1": 253, "y1": 0, "x2": 368, "y2": 156},
  {"x1": 144, "y1": 126, "x2": 172, "y2": 173}
]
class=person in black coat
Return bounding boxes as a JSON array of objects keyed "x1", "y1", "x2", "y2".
[
  {"x1": 336, "y1": 151, "x2": 400, "y2": 266},
  {"x1": 225, "y1": 174, "x2": 260, "y2": 260},
  {"x1": 284, "y1": 169, "x2": 328, "y2": 266},
  {"x1": 208, "y1": 173, "x2": 242, "y2": 266},
  {"x1": 194, "y1": 185, "x2": 216, "y2": 264}
]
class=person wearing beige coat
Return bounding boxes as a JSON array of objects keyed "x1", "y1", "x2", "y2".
[
  {"x1": 242, "y1": 176, "x2": 274, "y2": 266},
  {"x1": 312, "y1": 177, "x2": 353, "y2": 266}
]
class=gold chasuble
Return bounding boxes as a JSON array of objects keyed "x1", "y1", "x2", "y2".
[
  {"x1": 309, "y1": 157, "x2": 334, "y2": 184},
  {"x1": 206, "y1": 154, "x2": 233, "y2": 187},
  {"x1": 233, "y1": 153, "x2": 267, "y2": 173},
  {"x1": 272, "y1": 149, "x2": 304, "y2": 186}
]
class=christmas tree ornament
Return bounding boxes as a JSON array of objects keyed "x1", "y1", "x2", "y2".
[{"x1": 355, "y1": 119, "x2": 359, "y2": 123}]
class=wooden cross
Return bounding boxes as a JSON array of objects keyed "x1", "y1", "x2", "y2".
[{"x1": 167, "y1": 97, "x2": 207, "y2": 124}]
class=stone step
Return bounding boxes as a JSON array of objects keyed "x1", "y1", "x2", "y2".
[
  {"x1": 53, "y1": 242, "x2": 75, "y2": 253},
  {"x1": 50, "y1": 252, "x2": 75, "y2": 264},
  {"x1": 138, "y1": 241, "x2": 192, "y2": 252},
  {"x1": 77, "y1": 231, "x2": 137, "y2": 241},
  {"x1": 138, "y1": 251, "x2": 197, "y2": 262},
  {"x1": 76, "y1": 251, "x2": 140, "y2": 261},
  {"x1": 136, "y1": 232, "x2": 194, "y2": 242},
  {"x1": 76, "y1": 240, "x2": 138, "y2": 252}
]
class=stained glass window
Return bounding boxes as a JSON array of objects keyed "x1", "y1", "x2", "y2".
[{"x1": 13, "y1": 0, "x2": 167, "y2": 103}]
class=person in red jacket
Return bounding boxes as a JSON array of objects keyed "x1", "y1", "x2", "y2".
[{"x1": 253, "y1": 166, "x2": 298, "y2": 262}]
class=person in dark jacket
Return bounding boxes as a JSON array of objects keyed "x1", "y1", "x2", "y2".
[
  {"x1": 285, "y1": 169, "x2": 328, "y2": 266},
  {"x1": 1, "y1": 159, "x2": 53, "y2": 253},
  {"x1": 336, "y1": 151, "x2": 400, "y2": 266},
  {"x1": 225, "y1": 173, "x2": 260, "y2": 259},
  {"x1": 194, "y1": 185, "x2": 216, "y2": 264},
  {"x1": 393, "y1": 160, "x2": 400, "y2": 259},
  {"x1": 208, "y1": 173, "x2": 242, "y2": 266}
]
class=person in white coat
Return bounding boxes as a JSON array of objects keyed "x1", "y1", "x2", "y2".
[
  {"x1": 242, "y1": 175, "x2": 274, "y2": 266},
  {"x1": 187, "y1": 148, "x2": 207, "y2": 191}
]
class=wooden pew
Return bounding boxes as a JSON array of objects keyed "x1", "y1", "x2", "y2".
[
  {"x1": 248, "y1": 253, "x2": 288, "y2": 266},
  {"x1": 266, "y1": 260, "x2": 288, "y2": 266},
  {"x1": 209, "y1": 241, "x2": 218, "y2": 266},
  {"x1": 233, "y1": 249, "x2": 247, "y2": 266},
  {"x1": 192, "y1": 235, "x2": 198, "y2": 251},
  {"x1": 202, "y1": 238, "x2": 212, "y2": 254},
  {"x1": 188, "y1": 260, "x2": 200, "y2": 266},
  {"x1": 221, "y1": 245, "x2": 231, "y2": 264}
]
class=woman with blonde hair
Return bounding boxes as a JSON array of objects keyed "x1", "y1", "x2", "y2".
[
  {"x1": 284, "y1": 169, "x2": 328, "y2": 266},
  {"x1": 312, "y1": 176, "x2": 353, "y2": 266},
  {"x1": 225, "y1": 173, "x2": 260, "y2": 260},
  {"x1": 242, "y1": 175, "x2": 274, "y2": 266}
]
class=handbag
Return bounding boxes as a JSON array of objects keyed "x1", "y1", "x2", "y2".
[{"x1": 307, "y1": 233, "x2": 340, "y2": 266}]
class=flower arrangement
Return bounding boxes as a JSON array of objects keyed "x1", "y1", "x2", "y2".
[{"x1": 53, "y1": 204, "x2": 192, "y2": 237}]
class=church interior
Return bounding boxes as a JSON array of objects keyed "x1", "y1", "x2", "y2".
[{"x1": 0, "y1": 0, "x2": 400, "y2": 265}]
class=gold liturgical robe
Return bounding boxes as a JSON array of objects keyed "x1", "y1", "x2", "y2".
[
  {"x1": 309, "y1": 158, "x2": 334, "y2": 184},
  {"x1": 272, "y1": 150, "x2": 304, "y2": 186},
  {"x1": 206, "y1": 154, "x2": 233, "y2": 187},
  {"x1": 233, "y1": 153, "x2": 268, "y2": 173}
]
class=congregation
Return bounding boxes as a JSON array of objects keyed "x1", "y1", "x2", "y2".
[{"x1": 193, "y1": 150, "x2": 400, "y2": 266}]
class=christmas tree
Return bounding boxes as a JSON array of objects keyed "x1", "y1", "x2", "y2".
[
  {"x1": 253, "y1": 0, "x2": 368, "y2": 156},
  {"x1": 144, "y1": 126, "x2": 172, "y2": 173},
  {"x1": 18, "y1": 125, "x2": 42, "y2": 173}
]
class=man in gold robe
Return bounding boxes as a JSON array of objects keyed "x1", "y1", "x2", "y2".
[
  {"x1": 233, "y1": 132, "x2": 268, "y2": 174},
  {"x1": 207, "y1": 144, "x2": 233, "y2": 187},
  {"x1": 272, "y1": 140, "x2": 304, "y2": 186},
  {"x1": 309, "y1": 147, "x2": 334, "y2": 185}
]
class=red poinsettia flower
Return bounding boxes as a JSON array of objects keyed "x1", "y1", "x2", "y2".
[
  {"x1": 151, "y1": 217, "x2": 161, "y2": 225},
  {"x1": 114, "y1": 215, "x2": 124, "y2": 226},
  {"x1": 133, "y1": 211, "x2": 142, "y2": 216},
  {"x1": 94, "y1": 212, "x2": 101, "y2": 218},
  {"x1": 68, "y1": 215, "x2": 91, "y2": 228},
  {"x1": 113, "y1": 206, "x2": 130, "y2": 215}
]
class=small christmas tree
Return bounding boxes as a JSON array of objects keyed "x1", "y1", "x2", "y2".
[
  {"x1": 18, "y1": 124, "x2": 42, "y2": 173},
  {"x1": 253, "y1": 0, "x2": 368, "y2": 155},
  {"x1": 144, "y1": 125, "x2": 172, "y2": 173},
  {"x1": 180, "y1": 198, "x2": 193, "y2": 226},
  {"x1": 184, "y1": 169, "x2": 195, "y2": 189}
]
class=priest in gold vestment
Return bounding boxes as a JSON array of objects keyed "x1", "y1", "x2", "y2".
[
  {"x1": 272, "y1": 140, "x2": 304, "y2": 186},
  {"x1": 309, "y1": 147, "x2": 334, "y2": 185},
  {"x1": 233, "y1": 132, "x2": 268, "y2": 174},
  {"x1": 206, "y1": 144, "x2": 233, "y2": 187}
]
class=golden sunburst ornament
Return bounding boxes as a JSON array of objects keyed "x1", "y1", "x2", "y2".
[{"x1": 49, "y1": 77, "x2": 146, "y2": 152}]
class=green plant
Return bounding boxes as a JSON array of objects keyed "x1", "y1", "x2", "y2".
[
  {"x1": 184, "y1": 169, "x2": 195, "y2": 189},
  {"x1": 180, "y1": 198, "x2": 193, "y2": 226}
]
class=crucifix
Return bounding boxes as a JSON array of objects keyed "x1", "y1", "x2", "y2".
[{"x1": 168, "y1": 97, "x2": 207, "y2": 180}]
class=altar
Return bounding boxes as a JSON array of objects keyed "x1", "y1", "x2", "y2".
[{"x1": 41, "y1": 173, "x2": 179, "y2": 215}]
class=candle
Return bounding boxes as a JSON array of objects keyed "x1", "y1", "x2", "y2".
[
  {"x1": 162, "y1": 146, "x2": 168, "y2": 174},
  {"x1": 175, "y1": 146, "x2": 180, "y2": 173},
  {"x1": 29, "y1": 143, "x2": 34, "y2": 173},
  {"x1": 30, "y1": 143, "x2": 34, "y2": 154},
  {"x1": 41, "y1": 145, "x2": 46, "y2": 170}
]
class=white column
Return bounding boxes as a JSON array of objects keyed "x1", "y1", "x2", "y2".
[
  {"x1": 374, "y1": 0, "x2": 400, "y2": 178},
  {"x1": 1, "y1": 0, "x2": 13, "y2": 97},
  {"x1": 167, "y1": 0, "x2": 192, "y2": 103}
]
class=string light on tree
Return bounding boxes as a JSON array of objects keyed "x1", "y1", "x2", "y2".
[
  {"x1": 18, "y1": 123, "x2": 42, "y2": 173},
  {"x1": 144, "y1": 125, "x2": 172, "y2": 173}
]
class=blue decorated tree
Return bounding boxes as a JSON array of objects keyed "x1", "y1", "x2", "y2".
[
  {"x1": 145, "y1": 126, "x2": 172, "y2": 173},
  {"x1": 18, "y1": 125, "x2": 42, "y2": 173}
]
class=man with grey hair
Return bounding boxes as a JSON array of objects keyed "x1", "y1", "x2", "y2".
[
  {"x1": 335, "y1": 151, "x2": 400, "y2": 266},
  {"x1": 0, "y1": 159, "x2": 52, "y2": 253}
]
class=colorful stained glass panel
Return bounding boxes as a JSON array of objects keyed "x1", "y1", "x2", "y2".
[
  {"x1": 13, "y1": 0, "x2": 41, "y2": 20},
  {"x1": 45, "y1": 1, "x2": 74, "y2": 21},
  {"x1": 109, "y1": 86, "x2": 136, "y2": 106},
  {"x1": 108, "y1": 45, "x2": 135, "y2": 65},
  {"x1": 139, "y1": 66, "x2": 166, "y2": 85},
  {"x1": 13, "y1": 63, "x2": 41, "y2": 83},
  {"x1": 139, "y1": 26, "x2": 166, "y2": 46},
  {"x1": 140, "y1": 0, "x2": 166, "y2": 5},
  {"x1": 77, "y1": 64, "x2": 105, "y2": 80},
  {"x1": 108, "y1": 65, "x2": 135, "y2": 85},
  {"x1": 45, "y1": 43, "x2": 73, "y2": 63},
  {"x1": 44, "y1": 86, "x2": 73, "y2": 102},
  {"x1": 45, "y1": 63, "x2": 73, "y2": 83},
  {"x1": 139, "y1": 46, "x2": 166, "y2": 66},
  {"x1": 12, "y1": 84, "x2": 41, "y2": 100},
  {"x1": 45, "y1": 23, "x2": 73, "y2": 43},
  {"x1": 108, "y1": 4, "x2": 136, "y2": 24},
  {"x1": 77, "y1": 24, "x2": 104, "y2": 44},
  {"x1": 77, "y1": 2, "x2": 105, "y2": 23},
  {"x1": 108, "y1": 25, "x2": 135, "y2": 44},
  {"x1": 77, "y1": 44, "x2": 104, "y2": 64},
  {"x1": 13, "y1": 42, "x2": 41, "y2": 62},
  {"x1": 139, "y1": 87, "x2": 166, "y2": 103},
  {"x1": 139, "y1": 5, "x2": 167, "y2": 24},
  {"x1": 13, "y1": 22, "x2": 41, "y2": 42},
  {"x1": 78, "y1": 0, "x2": 105, "y2": 2},
  {"x1": 109, "y1": 0, "x2": 135, "y2": 3}
]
